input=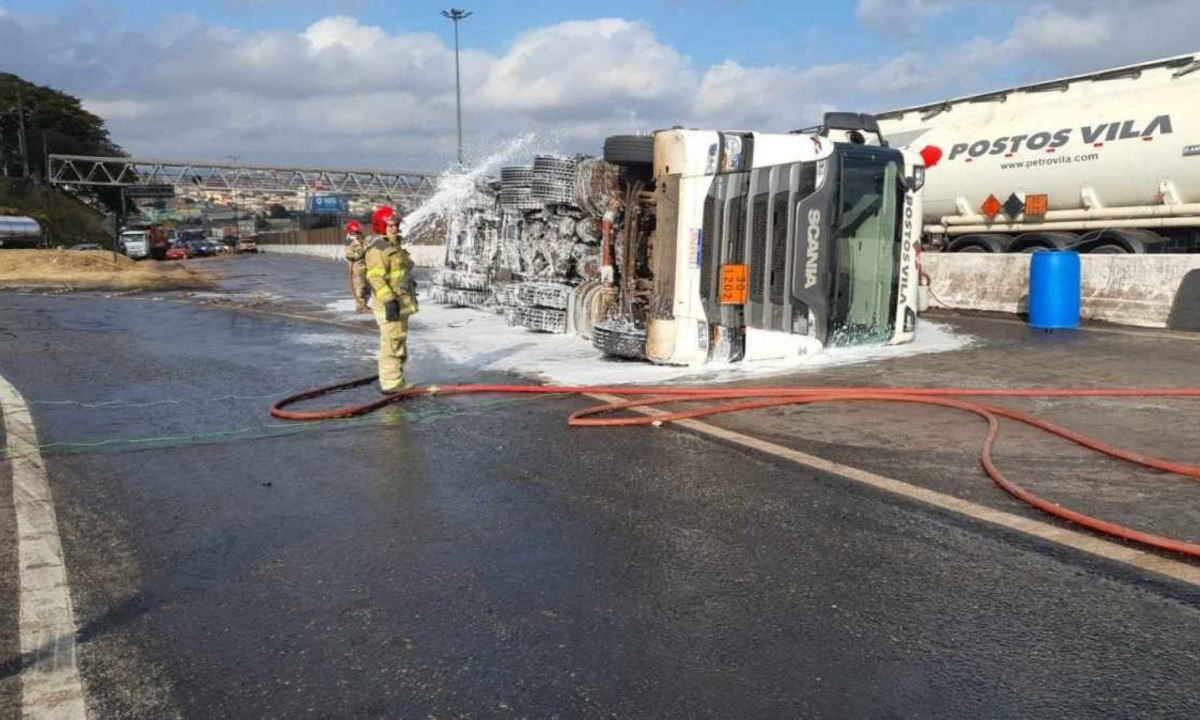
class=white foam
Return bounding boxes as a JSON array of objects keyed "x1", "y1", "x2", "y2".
[
  {"x1": 400, "y1": 133, "x2": 540, "y2": 236},
  {"x1": 323, "y1": 299, "x2": 974, "y2": 385},
  {"x1": 291, "y1": 332, "x2": 375, "y2": 349}
]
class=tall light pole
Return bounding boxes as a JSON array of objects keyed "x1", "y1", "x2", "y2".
[
  {"x1": 440, "y1": 8, "x2": 472, "y2": 165},
  {"x1": 228, "y1": 155, "x2": 241, "y2": 239}
]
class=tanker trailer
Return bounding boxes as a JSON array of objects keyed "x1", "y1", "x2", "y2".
[{"x1": 875, "y1": 51, "x2": 1200, "y2": 253}]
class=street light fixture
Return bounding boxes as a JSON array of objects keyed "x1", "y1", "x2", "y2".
[{"x1": 440, "y1": 8, "x2": 472, "y2": 166}]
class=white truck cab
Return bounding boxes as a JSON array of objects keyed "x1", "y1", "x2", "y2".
[
  {"x1": 120, "y1": 230, "x2": 151, "y2": 259},
  {"x1": 645, "y1": 123, "x2": 924, "y2": 365}
]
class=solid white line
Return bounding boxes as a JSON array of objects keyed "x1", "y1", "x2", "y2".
[
  {"x1": 925, "y1": 309, "x2": 1200, "y2": 342},
  {"x1": 588, "y1": 393, "x2": 1200, "y2": 588},
  {"x1": 0, "y1": 372, "x2": 88, "y2": 720}
]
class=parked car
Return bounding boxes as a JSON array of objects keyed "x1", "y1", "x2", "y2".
[
  {"x1": 176, "y1": 231, "x2": 205, "y2": 252},
  {"x1": 235, "y1": 237, "x2": 258, "y2": 254},
  {"x1": 185, "y1": 240, "x2": 216, "y2": 257},
  {"x1": 165, "y1": 245, "x2": 189, "y2": 261},
  {"x1": 71, "y1": 243, "x2": 104, "y2": 251}
]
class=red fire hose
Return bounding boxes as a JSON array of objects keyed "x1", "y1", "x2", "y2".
[{"x1": 271, "y1": 380, "x2": 1200, "y2": 559}]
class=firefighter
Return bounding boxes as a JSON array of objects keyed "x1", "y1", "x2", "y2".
[
  {"x1": 343, "y1": 220, "x2": 371, "y2": 313},
  {"x1": 364, "y1": 206, "x2": 419, "y2": 393}
]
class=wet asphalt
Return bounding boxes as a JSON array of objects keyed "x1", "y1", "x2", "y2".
[{"x1": 2, "y1": 254, "x2": 1200, "y2": 718}]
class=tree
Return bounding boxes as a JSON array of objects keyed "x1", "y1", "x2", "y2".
[{"x1": 1, "y1": 72, "x2": 126, "y2": 212}]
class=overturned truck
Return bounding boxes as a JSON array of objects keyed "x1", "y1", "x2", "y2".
[
  {"x1": 433, "y1": 117, "x2": 926, "y2": 365},
  {"x1": 432, "y1": 154, "x2": 616, "y2": 335}
]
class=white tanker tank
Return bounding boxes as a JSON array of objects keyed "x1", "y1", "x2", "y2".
[{"x1": 875, "y1": 51, "x2": 1200, "y2": 253}]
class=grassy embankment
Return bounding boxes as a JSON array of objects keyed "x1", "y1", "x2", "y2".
[
  {"x1": 0, "y1": 178, "x2": 111, "y2": 246},
  {"x1": 1, "y1": 180, "x2": 209, "y2": 291},
  {"x1": 0, "y1": 250, "x2": 212, "y2": 291}
]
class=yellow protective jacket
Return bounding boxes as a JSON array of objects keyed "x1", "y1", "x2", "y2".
[
  {"x1": 345, "y1": 235, "x2": 369, "y2": 262},
  {"x1": 364, "y1": 236, "x2": 418, "y2": 317}
]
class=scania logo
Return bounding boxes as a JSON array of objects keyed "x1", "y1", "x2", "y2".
[{"x1": 805, "y1": 208, "x2": 821, "y2": 289}]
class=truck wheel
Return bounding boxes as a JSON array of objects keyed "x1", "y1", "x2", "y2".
[
  {"x1": 1010, "y1": 232, "x2": 1078, "y2": 253},
  {"x1": 603, "y1": 135, "x2": 654, "y2": 166},
  {"x1": 592, "y1": 319, "x2": 647, "y2": 359},
  {"x1": 1075, "y1": 229, "x2": 1164, "y2": 254},
  {"x1": 946, "y1": 233, "x2": 1012, "y2": 253}
]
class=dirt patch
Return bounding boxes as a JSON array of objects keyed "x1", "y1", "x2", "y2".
[{"x1": 0, "y1": 250, "x2": 212, "y2": 292}]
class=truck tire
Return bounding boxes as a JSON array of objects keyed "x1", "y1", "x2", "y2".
[
  {"x1": 1010, "y1": 232, "x2": 1078, "y2": 253},
  {"x1": 603, "y1": 135, "x2": 654, "y2": 166},
  {"x1": 592, "y1": 320, "x2": 647, "y2": 359},
  {"x1": 947, "y1": 233, "x2": 1012, "y2": 253},
  {"x1": 1075, "y1": 229, "x2": 1165, "y2": 254}
]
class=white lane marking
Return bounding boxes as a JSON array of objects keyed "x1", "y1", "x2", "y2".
[
  {"x1": 588, "y1": 393, "x2": 1200, "y2": 589},
  {"x1": 927, "y1": 310, "x2": 1200, "y2": 343},
  {"x1": 0, "y1": 372, "x2": 88, "y2": 719}
]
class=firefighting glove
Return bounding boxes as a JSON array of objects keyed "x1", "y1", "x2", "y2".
[{"x1": 384, "y1": 299, "x2": 401, "y2": 322}]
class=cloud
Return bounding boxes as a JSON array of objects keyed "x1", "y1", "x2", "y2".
[
  {"x1": 480, "y1": 19, "x2": 695, "y2": 118},
  {"x1": 953, "y1": 4, "x2": 1116, "y2": 73},
  {"x1": 80, "y1": 99, "x2": 154, "y2": 121},
  {"x1": 0, "y1": 12, "x2": 483, "y2": 167},
  {"x1": 855, "y1": 0, "x2": 960, "y2": 33},
  {"x1": 694, "y1": 61, "x2": 859, "y2": 129},
  {"x1": 3, "y1": 3, "x2": 1200, "y2": 171}
]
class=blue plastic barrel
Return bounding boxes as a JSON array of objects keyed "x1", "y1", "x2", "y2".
[{"x1": 1028, "y1": 250, "x2": 1081, "y2": 329}]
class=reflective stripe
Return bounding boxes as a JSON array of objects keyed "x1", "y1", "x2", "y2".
[{"x1": 366, "y1": 268, "x2": 387, "y2": 278}]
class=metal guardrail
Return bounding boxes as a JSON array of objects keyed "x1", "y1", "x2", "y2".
[{"x1": 47, "y1": 154, "x2": 440, "y2": 199}]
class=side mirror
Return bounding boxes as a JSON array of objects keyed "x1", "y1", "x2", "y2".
[{"x1": 903, "y1": 166, "x2": 926, "y2": 192}]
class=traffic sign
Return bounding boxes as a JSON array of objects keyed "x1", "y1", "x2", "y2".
[
  {"x1": 308, "y1": 194, "x2": 348, "y2": 214},
  {"x1": 124, "y1": 184, "x2": 176, "y2": 199}
]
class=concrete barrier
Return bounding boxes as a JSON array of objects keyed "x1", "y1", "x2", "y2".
[
  {"x1": 922, "y1": 253, "x2": 1200, "y2": 328},
  {"x1": 260, "y1": 243, "x2": 446, "y2": 268}
]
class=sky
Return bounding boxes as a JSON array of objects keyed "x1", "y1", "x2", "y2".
[{"x1": 1, "y1": 0, "x2": 1197, "y2": 171}]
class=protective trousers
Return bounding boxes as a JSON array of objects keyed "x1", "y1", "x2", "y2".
[{"x1": 374, "y1": 310, "x2": 408, "y2": 391}]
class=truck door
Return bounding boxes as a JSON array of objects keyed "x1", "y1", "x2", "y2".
[{"x1": 822, "y1": 146, "x2": 904, "y2": 346}]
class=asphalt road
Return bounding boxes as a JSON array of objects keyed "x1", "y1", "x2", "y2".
[{"x1": 2, "y1": 255, "x2": 1200, "y2": 718}]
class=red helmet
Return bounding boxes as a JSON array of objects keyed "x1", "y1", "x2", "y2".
[
  {"x1": 371, "y1": 206, "x2": 399, "y2": 235},
  {"x1": 345, "y1": 220, "x2": 363, "y2": 235}
]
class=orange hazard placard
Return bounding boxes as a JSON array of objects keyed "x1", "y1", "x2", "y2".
[{"x1": 719, "y1": 264, "x2": 749, "y2": 305}]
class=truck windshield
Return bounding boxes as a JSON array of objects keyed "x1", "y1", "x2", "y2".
[{"x1": 827, "y1": 151, "x2": 902, "y2": 346}]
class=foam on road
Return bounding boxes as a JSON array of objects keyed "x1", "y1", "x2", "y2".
[{"x1": 324, "y1": 298, "x2": 974, "y2": 386}]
